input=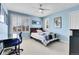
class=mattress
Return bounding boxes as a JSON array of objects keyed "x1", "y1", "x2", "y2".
[
  {"x1": 31, "y1": 33, "x2": 46, "y2": 42},
  {"x1": 31, "y1": 32, "x2": 58, "y2": 46}
]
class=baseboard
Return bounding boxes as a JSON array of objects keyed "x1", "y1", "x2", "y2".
[{"x1": 60, "y1": 39, "x2": 69, "y2": 44}]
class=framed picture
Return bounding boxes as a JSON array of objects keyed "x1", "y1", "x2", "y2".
[
  {"x1": 54, "y1": 16, "x2": 62, "y2": 28},
  {"x1": 32, "y1": 20, "x2": 37, "y2": 24},
  {"x1": 32, "y1": 20, "x2": 41, "y2": 25}
]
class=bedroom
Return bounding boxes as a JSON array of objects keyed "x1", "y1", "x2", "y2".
[{"x1": 0, "y1": 3, "x2": 79, "y2": 55}]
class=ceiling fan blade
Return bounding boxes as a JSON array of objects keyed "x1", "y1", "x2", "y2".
[
  {"x1": 39, "y1": 8, "x2": 50, "y2": 10},
  {"x1": 44, "y1": 9, "x2": 50, "y2": 10},
  {"x1": 38, "y1": 4, "x2": 50, "y2": 14}
]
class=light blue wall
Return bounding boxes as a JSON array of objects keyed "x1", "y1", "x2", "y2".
[{"x1": 43, "y1": 5, "x2": 79, "y2": 42}]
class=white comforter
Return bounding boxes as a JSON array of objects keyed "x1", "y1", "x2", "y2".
[{"x1": 31, "y1": 32, "x2": 57, "y2": 46}]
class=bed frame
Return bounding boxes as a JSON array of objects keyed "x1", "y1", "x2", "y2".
[
  {"x1": 30, "y1": 28, "x2": 44, "y2": 34},
  {"x1": 30, "y1": 28, "x2": 59, "y2": 46}
]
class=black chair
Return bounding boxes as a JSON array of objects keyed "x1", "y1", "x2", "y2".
[
  {"x1": 3, "y1": 32, "x2": 23, "y2": 55},
  {"x1": 17, "y1": 32, "x2": 23, "y2": 54}
]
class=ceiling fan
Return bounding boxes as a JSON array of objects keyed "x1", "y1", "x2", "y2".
[{"x1": 38, "y1": 4, "x2": 50, "y2": 13}]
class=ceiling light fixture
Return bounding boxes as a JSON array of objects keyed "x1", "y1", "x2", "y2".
[
  {"x1": 39, "y1": 9, "x2": 43, "y2": 13},
  {"x1": 38, "y1": 4, "x2": 49, "y2": 14}
]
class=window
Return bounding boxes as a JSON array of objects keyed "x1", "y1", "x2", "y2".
[
  {"x1": 45, "y1": 19, "x2": 48, "y2": 29},
  {"x1": 0, "y1": 15, "x2": 4, "y2": 23},
  {"x1": 10, "y1": 12, "x2": 30, "y2": 33}
]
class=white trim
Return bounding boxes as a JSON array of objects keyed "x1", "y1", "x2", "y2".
[
  {"x1": 69, "y1": 10, "x2": 79, "y2": 15},
  {"x1": 60, "y1": 39, "x2": 69, "y2": 44}
]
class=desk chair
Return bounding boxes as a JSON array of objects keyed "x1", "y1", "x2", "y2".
[{"x1": 3, "y1": 32, "x2": 23, "y2": 55}]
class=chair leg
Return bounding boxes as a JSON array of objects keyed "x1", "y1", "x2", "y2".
[
  {"x1": 0, "y1": 49, "x2": 4, "y2": 55},
  {"x1": 17, "y1": 45, "x2": 20, "y2": 55},
  {"x1": 15, "y1": 46, "x2": 18, "y2": 55},
  {"x1": 19, "y1": 45, "x2": 23, "y2": 51},
  {"x1": 7, "y1": 45, "x2": 23, "y2": 55},
  {"x1": 17, "y1": 45, "x2": 23, "y2": 55}
]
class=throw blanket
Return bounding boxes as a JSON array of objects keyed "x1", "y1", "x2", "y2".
[{"x1": 45, "y1": 35, "x2": 53, "y2": 41}]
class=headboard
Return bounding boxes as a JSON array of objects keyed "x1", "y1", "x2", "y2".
[{"x1": 30, "y1": 28, "x2": 44, "y2": 34}]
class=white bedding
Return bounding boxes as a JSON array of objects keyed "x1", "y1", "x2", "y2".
[{"x1": 31, "y1": 32, "x2": 58, "y2": 46}]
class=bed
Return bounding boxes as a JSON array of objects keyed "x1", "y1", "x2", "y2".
[{"x1": 30, "y1": 28, "x2": 59, "y2": 46}]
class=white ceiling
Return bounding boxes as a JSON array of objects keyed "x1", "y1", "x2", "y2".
[{"x1": 4, "y1": 3, "x2": 79, "y2": 17}]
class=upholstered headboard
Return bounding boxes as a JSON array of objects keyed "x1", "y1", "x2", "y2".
[{"x1": 30, "y1": 28, "x2": 44, "y2": 34}]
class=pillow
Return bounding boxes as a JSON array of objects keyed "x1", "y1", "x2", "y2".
[
  {"x1": 37, "y1": 30, "x2": 43, "y2": 33},
  {"x1": 32, "y1": 29, "x2": 37, "y2": 32}
]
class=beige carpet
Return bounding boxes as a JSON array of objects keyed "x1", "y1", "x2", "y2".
[{"x1": 20, "y1": 39, "x2": 69, "y2": 55}]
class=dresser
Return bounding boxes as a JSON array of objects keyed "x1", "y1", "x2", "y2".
[{"x1": 70, "y1": 29, "x2": 79, "y2": 55}]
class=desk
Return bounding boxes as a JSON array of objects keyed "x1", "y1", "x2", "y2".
[
  {"x1": 0, "y1": 38, "x2": 18, "y2": 55},
  {"x1": 0, "y1": 39, "x2": 9, "y2": 55}
]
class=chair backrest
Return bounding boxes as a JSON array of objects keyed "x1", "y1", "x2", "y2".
[{"x1": 19, "y1": 32, "x2": 22, "y2": 42}]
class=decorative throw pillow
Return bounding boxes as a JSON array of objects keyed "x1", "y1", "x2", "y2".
[{"x1": 37, "y1": 30, "x2": 43, "y2": 33}]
